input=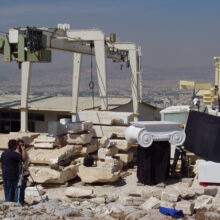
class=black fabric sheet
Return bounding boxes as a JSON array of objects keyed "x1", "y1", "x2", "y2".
[
  {"x1": 137, "y1": 141, "x2": 170, "y2": 185},
  {"x1": 184, "y1": 111, "x2": 220, "y2": 162}
]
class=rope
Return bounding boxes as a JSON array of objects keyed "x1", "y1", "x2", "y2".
[{"x1": 89, "y1": 41, "x2": 95, "y2": 109}]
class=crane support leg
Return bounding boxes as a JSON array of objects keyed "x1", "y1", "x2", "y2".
[
  {"x1": 94, "y1": 40, "x2": 108, "y2": 110},
  {"x1": 129, "y1": 48, "x2": 139, "y2": 121},
  {"x1": 72, "y1": 53, "x2": 83, "y2": 121},
  {"x1": 20, "y1": 62, "x2": 32, "y2": 132}
]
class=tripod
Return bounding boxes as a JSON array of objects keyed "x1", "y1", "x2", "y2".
[{"x1": 17, "y1": 164, "x2": 45, "y2": 204}]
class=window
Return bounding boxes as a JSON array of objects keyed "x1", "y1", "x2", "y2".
[
  {"x1": 28, "y1": 113, "x2": 34, "y2": 120},
  {"x1": 0, "y1": 111, "x2": 10, "y2": 119},
  {"x1": 28, "y1": 121, "x2": 35, "y2": 132},
  {"x1": 0, "y1": 121, "x2": 10, "y2": 133},
  {"x1": 10, "y1": 112, "x2": 20, "y2": 120},
  {"x1": 34, "y1": 113, "x2": 44, "y2": 121}
]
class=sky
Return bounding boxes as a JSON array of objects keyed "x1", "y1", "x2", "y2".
[{"x1": 0, "y1": 0, "x2": 220, "y2": 85}]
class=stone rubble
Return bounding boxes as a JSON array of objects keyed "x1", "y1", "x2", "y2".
[
  {"x1": 1, "y1": 112, "x2": 137, "y2": 185},
  {"x1": 0, "y1": 168, "x2": 219, "y2": 219},
  {"x1": 1, "y1": 112, "x2": 220, "y2": 219}
]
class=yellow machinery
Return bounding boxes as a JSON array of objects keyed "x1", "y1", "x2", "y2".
[{"x1": 179, "y1": 57, "x2": 220, "y2": 108}]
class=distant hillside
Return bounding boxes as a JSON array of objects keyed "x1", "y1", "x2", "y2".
[{"x1": 0, "y1": 56, "x2": 215, "y2": 97}]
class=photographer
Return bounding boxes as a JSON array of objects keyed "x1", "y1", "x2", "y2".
[
  {"x1": 16, "y1": 139, "x2": 29, "y2": 205},
  {"x1": 0, "y1": 139, "x2": 25, "y2": 202},
  {"x1": 171, "y1": 124, "x2": 186, "y2": 176}
]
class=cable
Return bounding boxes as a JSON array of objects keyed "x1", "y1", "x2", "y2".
[{"x1": 89, "y1": 41, "x2": 95, "y2": 109}]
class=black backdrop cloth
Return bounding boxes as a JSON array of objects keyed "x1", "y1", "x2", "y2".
[
  {"x1": 184, "y1": 111, "x2": 220, "y2": 163},
  {"x1": 137, "y1": 141, "x2": 170, "y2": 185}
]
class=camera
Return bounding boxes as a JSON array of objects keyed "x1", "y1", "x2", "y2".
[{"x1": 16, "y1": 140, "x2": 25, "y2": 153}]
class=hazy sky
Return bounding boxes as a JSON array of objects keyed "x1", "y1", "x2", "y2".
[{"x1": 0, "y1": 0, "x2": 220, "y2": 77}]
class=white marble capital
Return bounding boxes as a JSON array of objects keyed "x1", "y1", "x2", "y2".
[{"x1": 125, "y1": 121, "x2": 186, "y2": 148}]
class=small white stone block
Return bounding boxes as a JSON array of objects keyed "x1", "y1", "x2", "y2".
[
  {"x1": 109, "y1": 139, "x2": 132, "y2": 152},
  {"x1": 98, "y1": 146, "x2": 118, "y2": 160},
  {"x1": 78, "y1": 165, "x2": 120, "y2": 183},
  {"x1": 90, "y1": 197, "x2": 105, "y2": 205},
  {"x1": 175, "y1": 201, "x2": 194, "y2": 215},
  {"x1": 198, "y1": 161, "x2": 220, "y2": 183},
  {"x1": 140, "y1": 197, "x2": 160, "y2": 210},
  {"x1": 65, "y1": 132, "x2": 93, "y2": 145},
  {"x1": 65, "y1": 187, "x2": 93, "y2": 198},
  {"x1": 34, "y1": 135, "x2": 57, "y2": 143},
  {"x1": 190, "y1": 187, "x2": 205, "y2": 196},
  {"x1": 97, "y1": 157, "x2": 123, "y2": 171},
  {"x1": 179, "y1": 188, "x2": 196, "y2": 200},
  {"x1": 34, "y1": 142, "x2": 55, "y2": 149},
  {"x1": 33, "y1": 135, "x2": 65, "y2": 148},
  {"x1": 67, "y1": 121, "x2": 93, "y2": 134},
  {"x1": 119, "y1": 196, "x2": 145, "y2": 206},
  {"x1": 141, "y1": 187, "x2": 162, "y2": 199},
  {"x1": 161, "y1": 189, "x2": 180, "y2": 202},
  {"x1": 194, "y1": 195, "x2": 213, "y2": 210},
  {"x1": 115, "y1": 151, "x2": 133, "y2": 164},
  {"x1": 25, "y1": 185, "x2": 44, "y2": 197}
]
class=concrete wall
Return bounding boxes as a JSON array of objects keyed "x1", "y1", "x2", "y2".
[
  {"x1": 111, "y1": 102, "x2": 161, "y2": 121},
  {"x1": 0, "y1": 109, "x2": 71, "y2": 133},
  {"x1": 34, "y1": 110, "x2": 71, "y2": 133}
]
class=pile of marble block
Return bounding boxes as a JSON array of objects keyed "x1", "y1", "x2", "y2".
[
  {"x1": 76, "y1": 111, "x2": 136, "y2": 183},
  {"x1": 27, "y1": 120, "x2": 98, "y2": 184},
  {"x1": 0, "y1": 111, "x2": 135, "y2": 185},
  {"x1": 84, "y1": 111, "x2": 135, "y2": 166}
]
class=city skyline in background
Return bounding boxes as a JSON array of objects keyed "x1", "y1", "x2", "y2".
[{"x1": 0, "y1": 0, "x2": 219, "y2": 103}]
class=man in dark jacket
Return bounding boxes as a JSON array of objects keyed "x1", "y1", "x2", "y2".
[{"x1": 0, "y1": 139, "x2": 26, "y2": 202}]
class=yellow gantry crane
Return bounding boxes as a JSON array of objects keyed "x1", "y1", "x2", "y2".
[{"x1": 179, "y1": 57, "x2": 220, "y2": 109}]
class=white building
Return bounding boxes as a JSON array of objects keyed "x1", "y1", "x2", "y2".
[{"x1": 0, "y1": 95, "x2": 160, "y2": 133}]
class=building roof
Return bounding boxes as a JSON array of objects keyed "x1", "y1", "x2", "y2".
[
  {"x1": 160, "y1": 105, "x2": 190, "y2": 114},
  {"x1": 0, "y1": 94, "x2": 158, "y2": 112},
  {"x1": 0, "y1": 95, "x2": 130, "y2": 112}
]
